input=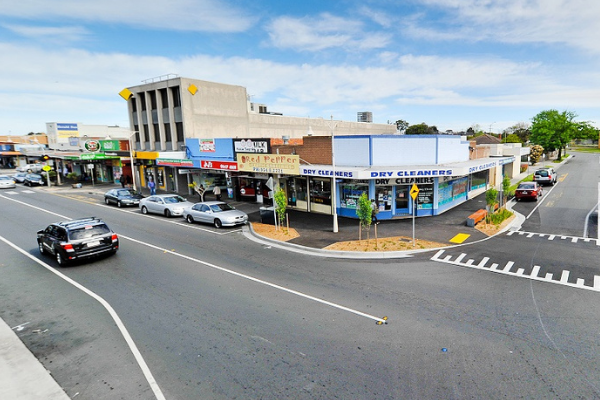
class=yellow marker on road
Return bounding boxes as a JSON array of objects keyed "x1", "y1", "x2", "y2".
[{"x1": 450, "y1": 233, "x2": 470, "y2": 243}]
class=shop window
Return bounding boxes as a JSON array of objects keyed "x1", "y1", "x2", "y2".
[
  {"x1": 340, "y1": 182, "x2": 368, "y2": 209},
  {"x1": 310, "y1": 178, "x2": 331, "y2": 206},
  {"x1": 471, "y1": 170, "x2": 488, "y2": 191},
  {"x1": 375, "y1": 186, "x2": 393, "y2": 211}
]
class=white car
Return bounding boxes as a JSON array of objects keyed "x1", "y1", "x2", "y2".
[
  {"x1": 139, "y1": 194, "x2": 194, "y2": 217},
  {"x1": 183, "y1": 201, "x2": 248, "y2": 228},
  {"x1": 16, "y1": 163, "x2": 43, "y2": 173},
  {"x1": 0, "y1": 175, "x2": 16, "y2": 189}
]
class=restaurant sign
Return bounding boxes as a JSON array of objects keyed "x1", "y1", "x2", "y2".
[{"x1": 237, "y1": 154, "x2": 299, "y2": 175}]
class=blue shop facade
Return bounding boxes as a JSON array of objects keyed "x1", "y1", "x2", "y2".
[{"x1": 295, "y1": 135, "x2": 514, "y2": 220}]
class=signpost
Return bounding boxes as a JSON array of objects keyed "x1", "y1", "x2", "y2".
[
  {"x1": 42, "y1": 165, "x2": 52, "y2": 187},
  {"x1": 410, "y1": 184, "x2": 419, "y2": 246}
]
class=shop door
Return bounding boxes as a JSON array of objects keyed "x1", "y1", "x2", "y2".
[{"x1": 395, "y1": 186, "x2": 411, "y2": 215}]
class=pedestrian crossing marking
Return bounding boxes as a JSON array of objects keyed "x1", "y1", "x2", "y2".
[{"x1": 431, "y1": 249, "x2": 600, "y2": 293}]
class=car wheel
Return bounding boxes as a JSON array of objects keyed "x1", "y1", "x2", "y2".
[
  {"x1": 56, "y1": 251, "x2": 66, "y2": 266},
  {"x1": 165, "y1": 209, "x2": 172, "y2": 218},
  {"x1": 105, "y1": 198, "x2": 110, "y2": 205},
  {"x1": 38, "y1": 241, "x2": 45, "y2": 255},
  {"x1": 186, "y1": 215, "x2": 194, "y2": 224},
  {"x1": 117, "y1": 201, "x2": 122, "y2": 208},
  {"x1": 214, "y1": 219, "x2": 222, "y2": 228},
  {"x1": 141, "y1": 206, "x2": 148, "y2": 214}
]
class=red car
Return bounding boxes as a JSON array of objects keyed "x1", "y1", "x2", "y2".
[{"x1": 515, "y1": 182, "x2": 543, "y2": 201}]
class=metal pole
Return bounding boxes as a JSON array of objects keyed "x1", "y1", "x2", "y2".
[
  {"x1": 129, "y1": 132, "x2": 138, "y2": 192},
  {"x1": 412, "y1": 199, "x2": 416, "y2": 247},
  {"x1": 330, "y1": 116, "x2": 339, "y2": 233}
]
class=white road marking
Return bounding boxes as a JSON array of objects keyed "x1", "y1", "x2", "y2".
[
  {"x1": 430, "y1": 250, "x2": 600, "y2": 293},
  {"x1": 0, "y1": 235, "x2": 166, "y2": 400},
  {"x1": 510, "y1": 230, "x2": 600, "y2": 246},
  {"x1": 120, "y1": 233, "x2": 388, "y2": 324}
]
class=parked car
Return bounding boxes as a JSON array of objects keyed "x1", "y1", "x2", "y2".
[
  {"x1": 16, "y1": 163, "x2": 43, "y2": 173},
  {"x1": 12, "y1": 172, "x2": 28, "y2": 183},
  {"x1": 534, "y1": 167, "x2": 557, "y2": 186},
  {"x1": 104, "y1": 188, "x2": 144, "y2": 208},
  {"x1": 37, "y1": 217, "x2": 119, "y2": 266},
  {"x1": 23, "y1": 173, "x2": 45, "y2": 186},
  {"x1": 515, "y1": 181, "x2": 543, "y2": 201},
  {"x1": 183, "y1": 201, "x2": 248, "y2": 228},
  {"x1": 0, "y1": 175, "x2": 16, "y2": 189},
  {"x1": 139, "y1": 194, "x2": 194, "y2": 217}
]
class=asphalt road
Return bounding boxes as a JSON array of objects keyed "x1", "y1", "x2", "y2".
[{"x1": 1, "y1": 153, "x2": 600, "y2": 399}]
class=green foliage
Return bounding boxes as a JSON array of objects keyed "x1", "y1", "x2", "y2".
[
  {"x1": 66, "y1": 172, "x2": 79, "y2": 180},
  {"x1": 487, "y1": 208, "x2": 513, "y2": 225},
  {"x1": 502, "y1": 175, "x2": 511, "y2": 199},
  {"x1": 485, "y1": 188, "x2": 498, "y2": 209},
  {"x1": 395, "y1": 119, "x2": 409, "y2": 133},
  {"x1": 529, "y1": 144, "x2": 544, "y2": 164},
  {"x1": 406, "y1": 123, "x2": 438, "y2": 135},
  {"x1": 503, "y1": 134, "x2": 521, "y2": 143},
  {"x1": 529, "y1": 109, "x2": 596, "y2": 160},
  {"x1": 355, "y1": 192, "x2": 372, "y2": 229},
  {"x1": 274, "y1": 189, "x2": 287, "y2": 226},
  {"x1": 503, "y1": 123, "x2": 530, "y2": 143}
]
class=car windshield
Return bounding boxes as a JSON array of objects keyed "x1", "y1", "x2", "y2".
[
  {"x1": 117, "y1": 189, "x2": 134, "y2": 196},
  {"x1": 164, "y1": 196, "x2": 187, "y2": 204},
  {"x1": 518, "y1": 183, "x2": 535, "y2": 190},
  {"x1": 535, "y1": 170, "x2": 548, "y2": 177},
  {"x1": 0, "y1": 176, "x2": 11, "y2": 181},
  {"x1": 210, "y1": 203, "x2": 234, "y2": 212},
  {"x1": 70, "y1": 225, "x2": 110, "y2": 240}
]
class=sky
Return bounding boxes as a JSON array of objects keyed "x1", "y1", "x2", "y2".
[{"x1": 1, "y1": 0, "x2": 600, "y2": 136}]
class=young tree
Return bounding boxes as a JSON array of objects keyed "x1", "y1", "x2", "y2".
[
  {"x1": 406, "y1": 123, "x2": 438, "y2": 135},
  {"x1": 355, "y1": 192, "x2": 372, "y2": 240},
  {"x1": 274, "y1": 188, "x2": 287, "y2": 230}
]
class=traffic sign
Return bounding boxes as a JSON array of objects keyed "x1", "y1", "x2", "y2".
[
  {"x1": 42, "y1": 165, "x2": 51, "y2": 172},
  {"x1": 410, "y1": 184, "x2": 419, "y2": 200}
]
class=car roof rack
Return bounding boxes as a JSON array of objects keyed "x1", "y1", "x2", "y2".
[{"x1": 59, "y1": 217, "x2": 102, "y2": 227}]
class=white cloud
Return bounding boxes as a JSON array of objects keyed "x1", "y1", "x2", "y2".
[
  {"x1": 266, "y1": 13, "x2": 392, "y2": 52},
  {"x1": 0, "y1": 0, "x2": 255, "y2": 32},
  {"x1": 1, "y1": 40, "x2": 599, "y2": 134},
  {"x1": 2, "y1": 24, "x2": 90, "y2": 43},
  {"x1": 413, "y1": 0, "x2": 600, "y2": 52}
]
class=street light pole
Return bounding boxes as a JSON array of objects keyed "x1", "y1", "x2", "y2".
[
  {"x1": 129, "y1": 131, "x2": 138, "y2": 192},
  {"x1": 328, "y1": 116, "x2": 339, "y2": 233}
]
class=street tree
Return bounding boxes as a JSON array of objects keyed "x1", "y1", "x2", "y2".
[
  {"x1": 355, "y1": 192, "x2": 372, "y2": 241},
  {"x1": 503, "y1": 123, "x2": 530, "y2": 143},
  {"x1": 406, "y1": 123, "x2": 438, "y2": 135},
  {"x1": 395, "y1": 119, "x2": 409, "y2": 133},
  {"x1": 530, "y1": 110, "x2": 594, "y2": 160},
  {"x1": 529, "y1": 144, "x2": 544, "y2": 165}
]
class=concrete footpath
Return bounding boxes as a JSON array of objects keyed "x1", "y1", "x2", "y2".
[
  {"x1": 0, "y1": 156, "x2": 568, "y2": 398},
  {"x1": 0, "y1": 318, "x2": 70, "y2": 400}
]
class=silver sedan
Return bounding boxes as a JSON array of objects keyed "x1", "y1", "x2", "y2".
[
  {"x1": 139, "y1": 194, "x2": 194, "y2": 217},
  {"x1": 183, "y1": 201, "x2": 248, "y2": 228},
  {"x1": 0, "y1": 175, "x2": 16, "y2": 189}
]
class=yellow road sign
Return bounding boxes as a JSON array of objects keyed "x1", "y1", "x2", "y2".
[
  {"x1": 42, "y1": 165, "x2": 52, "y2": 172},
  {"x1": 410, "y1": 184, "x2": 419, "y2": 200}
]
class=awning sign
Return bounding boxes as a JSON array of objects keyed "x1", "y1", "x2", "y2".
[{"x1": 237, "y1": 154, "x2": 299, "y2": 175}]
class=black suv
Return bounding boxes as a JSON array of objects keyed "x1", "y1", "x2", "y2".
[{"x1": 37, "y1": 217, "x2": 119, "y2": 266}]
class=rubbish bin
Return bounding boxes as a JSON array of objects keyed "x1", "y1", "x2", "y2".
[{"x1": 259, "y1": 206, "x2": 275, "y2": 225}]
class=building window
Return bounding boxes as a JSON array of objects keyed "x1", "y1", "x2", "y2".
[
  {"x1": 340, "y1": 181, "x2": 368, "y2": 209},
  {"x1": 171, "y1": 86, "x2": 181, "y2": 107},
  {"x1": 310, "y1": 178, "x2": 331, "y2": 206},
  {"x1": 175, "y1": 122, "x2": 184, "y2": 142},
  {"x1": 164, "y1": 123, "x2": 172, "y2": 142}
]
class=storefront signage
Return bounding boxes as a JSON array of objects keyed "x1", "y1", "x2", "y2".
[
  {"x1": 99, "y1": 140, "x2": 124, "y2": 152},
  {"x1": 74, "y1": 153, "x2": 119, "y2": 160},
  {"x1": 237, "y1": 154, "x2": 299, "y2": 175},
  {"x1": 201, "y1": 160, "x2": 238, "y2": 171},
  {"x1": 57, "y1": 123, "x2": 79, "y2": 139},
  {"x1": 200, "y1": 139, "x2": 215, "y2": 152},
  {"x1": 376, "y1": 177, "x2": 434, "y2": 185},
  {"x1": 468, "y1": 161, "x2": 497, "y2": 173},
  {"x1": 157, "y1": 158, "x2": 194, "y2": 167},
  {"x1": 233, "y1": 139, "x2": 270, "y2": 154},
  {"x1": 370, "y1": 169, "x2": 453, "y2": 178},
  {"x1": 84, "y1": 140, "x2": 100, "y2": 152},
  {"x1": 300, "y1": 167, "x2": 356, "y2": 178}
]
